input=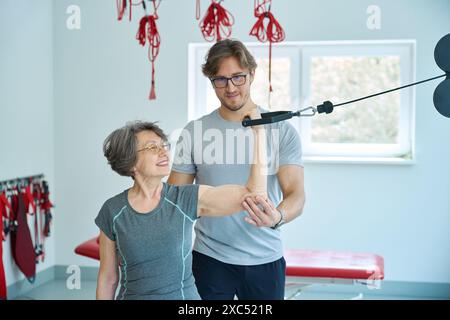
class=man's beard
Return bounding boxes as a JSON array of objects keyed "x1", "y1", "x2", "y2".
[
  {"x1": 219, "y1": 92, "x2": 248, "y2": 112},
  {"x1": 222, "y1": 101, "x2": 245, "y2": 112}
]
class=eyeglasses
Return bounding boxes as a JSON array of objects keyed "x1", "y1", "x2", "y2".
[
  {"x1": 210, "y1": 73, "x2": 248, "y2": 89},
  {"x1": 137, "y1": 142, "x2": 171, "y2": 154}
]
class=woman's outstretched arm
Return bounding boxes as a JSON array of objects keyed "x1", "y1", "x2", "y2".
[{"x1": 197, "y1": 109, "x2": 268, "y2": 217}]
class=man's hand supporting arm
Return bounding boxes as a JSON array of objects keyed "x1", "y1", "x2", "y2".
[{"x1": 243, "y1": 165, "x2": 305, "y2": 228}]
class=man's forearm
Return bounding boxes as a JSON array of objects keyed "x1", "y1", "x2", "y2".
[{"x1": 276, "y1": 190, "x2": 305, "y2": 223}]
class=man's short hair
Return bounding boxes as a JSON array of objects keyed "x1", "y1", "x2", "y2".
[{"x1": 202, "y1": 39, "x2": 257, "y2": 78}]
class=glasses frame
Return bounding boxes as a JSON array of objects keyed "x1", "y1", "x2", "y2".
[
  {"x1": 210, "y1": 73, "x2": 249, "y2": 89},
  {"x1": 137, "y1": 142, "x2": 171, "y2": 154}
]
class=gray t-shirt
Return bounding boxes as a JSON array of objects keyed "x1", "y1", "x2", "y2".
[
  {"x1": 95, "y1": 183, "x2": 201, "y2": 300},
  {"x1": 172, "y1": 107, "x2": 303, "y2": 265}
]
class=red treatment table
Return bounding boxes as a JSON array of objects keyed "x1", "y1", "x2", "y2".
[
  {"x1": 284, "y1": 249, "x2": 384, "y2": 299},
  {"x1": 75, "y1": 236, "x2": 100, "y2": 260},
  {"x1": 75, "y1": 237, "x2": 384, "y2": 299}
]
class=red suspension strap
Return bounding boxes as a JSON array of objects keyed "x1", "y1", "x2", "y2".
[
  {"x1": 0, "y1": 225, "x2": 5, "y2": 299},
  {"x1": 117, "y1": 0, "x2": 144, "y2": 21},
  {"x1": 199, "y1": 0, "x2": 234, "y2": 42},
  {"x1": 32, "y1": 183, "x2": 44, "y2": 262},
  {"x1": 24, "y1": 184, "x2": 36, "y2": 216},
  {"x1": 0, "y1": 192, "x2": 12, "y2": 241},
  {"x1": 136, "y1": 0, "x2": 161, "y2": 100},
  {"x1": 249, "y1": 0, "x2": 285, "y2": 93},
  {"x1": 196, "y1": 0, "x2": 201, "y2": 20},
  {"x1": 0, "y1": 198, "x2": 6, "y2": 242},
  {"x1": 40, "y1": 181, "x2": 53, "y2": 238},
  {"x1": 117, "y1": 0, "x2": 127, "y2": 20},
  {"x1": 0, "y1": 190, "x2": 13, "y2": 298},
  {"x1": 0, "y1": 198, "x2": 5, "y2": 299}
]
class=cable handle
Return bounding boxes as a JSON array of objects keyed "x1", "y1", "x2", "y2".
[{"x1": 242, "y1": 111, "x2": 299, "y2": 127}]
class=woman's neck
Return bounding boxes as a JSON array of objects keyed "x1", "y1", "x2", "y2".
[{"x1": 130, "y1": 176, "x2": 163, "y2": 200}]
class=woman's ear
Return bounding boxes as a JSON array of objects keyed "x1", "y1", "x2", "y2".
[
  {"x1": 131, "y1": 167, "x2": 137, "y2": 178},
  {"x1": 250, "y1": 71, "x2": 255, "y2": 84}
]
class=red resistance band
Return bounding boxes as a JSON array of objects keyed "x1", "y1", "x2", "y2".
[
  {"x1": 23, "y1": 184, "x2": 43, "y2": 262},
  {"x1": 32, "y1": 183, "x2": 45, "y2": 262},
  {"x1": 136, "y1": 0, "x2": 161, "y2": 100},
  {"x1": 0, "y1": 216, "x2": 5, "y2": 299},
  {"x1": 24, "y1": 185, "x2": 36, "y2": 215},
  {"x1": 0, "y1": 192, "x2": 13, "y2": 241},
  {"x1": 40, "y1": 181, "x2": 53, "y2": 238},
  {"x1": 199, "y1": 0, "x2": 234, "y2": 42},
  {"x1": 0, "y1": 191, "x2": 11, "y2": 299},
  {"x1": 249, "y1": 0, "x2": 285, "y2": 92}
]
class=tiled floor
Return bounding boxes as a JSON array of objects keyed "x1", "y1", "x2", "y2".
[
  {"x1": 14, "y1": 280, "x2": 434, "y2": 300},
  {"x1": 14, "y1": 280, "x2": 98, "y2": 300}
]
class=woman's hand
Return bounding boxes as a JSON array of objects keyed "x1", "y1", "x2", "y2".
[
  {"x1": 243, "y1": 107, "x2": 262, "y2": 128},
  {"x1": 242, "y1": 195, "x2": 282, "y2": 228}
]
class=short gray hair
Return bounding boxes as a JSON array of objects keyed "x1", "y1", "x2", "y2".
[{"x1": 103, "y1": 121, "x2": 168, "y2": 177}]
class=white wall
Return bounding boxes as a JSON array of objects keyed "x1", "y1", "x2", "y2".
[
  {"x1": 0, "y1": 0, "x2": 55, "y2": 286},
  {"x1": 4, "y1": 0, "x2": 447, "y2": 285}
]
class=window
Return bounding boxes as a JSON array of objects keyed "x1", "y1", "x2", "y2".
[{"x1": 189, "y1": 40, "x2": 415, "y2": 162}]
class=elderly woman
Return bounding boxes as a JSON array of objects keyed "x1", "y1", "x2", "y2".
[{"x1": 95, "y1": 110, "x2": 268, "y2": 300}]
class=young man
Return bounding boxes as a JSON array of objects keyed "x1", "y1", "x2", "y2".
[{"x1": 168, "y1": 39, "x2": 305, "y2": 300}]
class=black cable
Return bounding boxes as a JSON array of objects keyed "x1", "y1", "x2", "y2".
[
  {"x1": 334, "y1": 74, "x2": 447, "y2": 108},
  {"x1": 243, "y1": 73, "x2": 448, "y2": 126}
]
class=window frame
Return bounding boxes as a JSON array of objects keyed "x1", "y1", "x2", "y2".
[{"x1": 188, "y1": 40, "x2": 416, "y2": 162}]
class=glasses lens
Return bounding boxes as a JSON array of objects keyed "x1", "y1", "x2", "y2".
[
  {"x1": 231, "y1": 75, "x2": 246, "y2": 86},
  {"x1": 149, "y1": 145, "x2": 159, "y2": 153},
  {"x1": 163, "y1": 142, "x2": 171, "y2": 151},
  {"x1": 213, "y1": 77, "x2": 228, "y2": 88}
]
